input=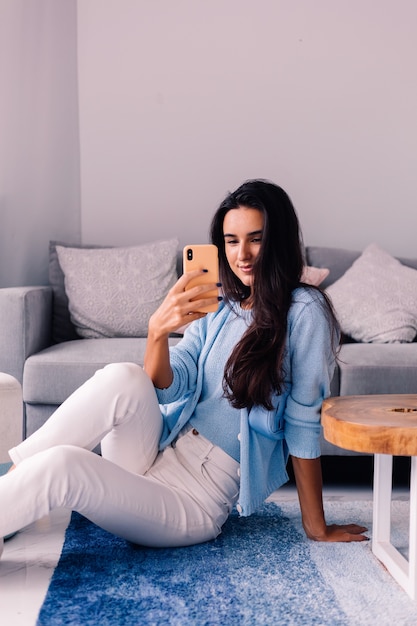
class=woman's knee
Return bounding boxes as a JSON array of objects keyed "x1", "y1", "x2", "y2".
[
  {"x1": 96, "y1": 362, "x2": 159, "y2": 422},
  {"x1": 18, "y1": 445, "x2": 90, "y2": 497},
  {"x1": 25, "y1": 446, "x2": 105, "y2": 510},
  {"x1": 28, "y1": 444, "x2": 89, "y2": 474},
  {"x1": 100, "y1": 362, "x2": 147, "y2": 387},
  {"x1": 97, "y1": 363, "x2": 154, "y2": 398}
]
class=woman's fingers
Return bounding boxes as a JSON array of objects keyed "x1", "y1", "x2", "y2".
[
  {"x1": 342, "y1": 523, "x2": 368, "y2": 534},
  {"x1": 149, "y1": 271, "x2": 221, "y2": 336},
  {"x1": 174, "y1": 269, "x2": 210, "y2": 292},
  {"x1": 171, "y1": 270, "x2": 221, "y2": 313},
  {"x1": 323, "y1": 523, "x2": 369, "y2": 542}
]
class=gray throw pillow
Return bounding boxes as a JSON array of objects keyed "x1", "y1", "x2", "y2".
[
  {"x1": 327, "y1": 243, "x2": 417, "y2": 343},
  {"x1": 49, "y1": 241, "x2": 112, "y2": 343},
  {"x1": 56, "y1": 239, "x2": 178, "y2": 338}
]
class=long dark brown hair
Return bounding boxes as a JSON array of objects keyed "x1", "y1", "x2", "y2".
[{"x1": 210, "y1": 179, "x2": 338, "y2": 411}]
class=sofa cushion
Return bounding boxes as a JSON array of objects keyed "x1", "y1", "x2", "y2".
[
  {"x1": 23, "y1": 337, "x2": 181, "y2": 404},
  {"x1": 305, "y1": 246, "x2": 361, "y2": 289},
  {"x1": 300, "y1": 265, "x2": 330, "y2": 286},
  {"x1": 56, "y1": 239, "x2": 178, "y2": 339},
  {"x1": 50, "y1": 241, "x2": 185, "y2": 344},
  {"x1": 337, "y1": 342, "x2": 417, "y2": 395},
  {"x1": 327, "y1": 243, "x2": 417, "y2": 343},
  {"x1": 49, "y1": 241, "x2": 110, "y2": 344}
]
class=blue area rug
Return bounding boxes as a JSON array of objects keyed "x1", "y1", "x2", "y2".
[
  {"x1": 0, "y1": 462, "x2": 12, "y2": 475},
  {"x1": 37, "y1": 504, "x2": 345, "y2": 626},
  {"x1": 36, "y1": 499, "x2": 417, "y2": 625}
]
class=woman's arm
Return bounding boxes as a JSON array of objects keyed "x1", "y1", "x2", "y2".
[
  {"x1": 144, "y1": 270, "x2": 219, "y2": 388},
  {"x1": 144, "y1": 325, "x2": 174, "y2": 389},
  {"x1": 291, "y1": 456, "x2": 368, "y2": 542}
]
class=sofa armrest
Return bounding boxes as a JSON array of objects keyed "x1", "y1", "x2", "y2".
[{"x1": 0, "y1": 286, "x2": 53, "y2": 384}]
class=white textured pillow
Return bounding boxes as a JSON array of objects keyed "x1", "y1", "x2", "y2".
[
  {"x1": 301, "y1": 266, "x2": 330, "y2": 286},
  {"x1": 327, "y1": 243, "x2": 417, "y2": 343},
  {"x1": 56, "y1": 239, "x2": 178, "y2": 338}
]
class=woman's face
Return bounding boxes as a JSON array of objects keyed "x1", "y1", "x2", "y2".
[{"x1": 223, "y1": 206, "x2": 264, "y2": 289}]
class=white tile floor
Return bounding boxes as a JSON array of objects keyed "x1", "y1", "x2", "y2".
[
  {"x1": 0, "y1": 481, "x2": 410, "y2": 626},
  {"x1": 0, "y1": 509, "x2": 71, "y2": 625}
]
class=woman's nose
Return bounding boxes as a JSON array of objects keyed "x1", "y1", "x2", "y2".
[{"x1": 237, "y1": 243, "x2": 250, "y2": 260}]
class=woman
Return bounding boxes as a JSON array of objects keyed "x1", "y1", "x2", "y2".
[{"x1": 0, "y1": 180, "x2": 367, "y2": 558}]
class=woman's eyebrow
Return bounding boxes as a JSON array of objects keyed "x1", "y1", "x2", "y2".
[{"x1": 223, "y1": 229, "x2": 263, "y2": 238}]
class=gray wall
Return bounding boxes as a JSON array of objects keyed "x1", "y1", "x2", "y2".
[
  {"x1": 78, "y1": 0, "x2": 417, "y2": 257},
  {"x1": 0, "y1": 0, "x2": 81, "y2": 288},
  {"x1": 1, "y1": 1, "x2": 416, "y2": 288}
]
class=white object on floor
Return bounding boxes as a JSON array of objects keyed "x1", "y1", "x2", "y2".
[
  {"x1": 372, "y1": 454, "x2": 417, "y2": 600},
  {"x1": 0, "y1": 373, "x2": 23, "y2": 463},
  {"x1": 0, "y1": 509, "x2": 71, "y2": 626}
]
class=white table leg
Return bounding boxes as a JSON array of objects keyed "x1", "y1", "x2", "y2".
[
  {"x1": 408, "y1": 455, "x2": 417, "y2": 599},
  {"x1": 372, "y1": 453, "x2": 417, "y2": 601},
  {"x1": 372, "y1": 453, "x2": 392, "y2": 544}
]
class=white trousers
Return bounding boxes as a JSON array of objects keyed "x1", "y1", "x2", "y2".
[{"x1": 0, "y1": 363, "x2": 240, "y2": 547}]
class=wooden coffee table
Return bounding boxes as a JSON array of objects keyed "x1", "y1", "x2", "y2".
[{"x1": 322, "y1": 394, "x2": 417, "y2": 600}]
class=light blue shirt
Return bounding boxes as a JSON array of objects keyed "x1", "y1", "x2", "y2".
[
  {"x1": 189, "y1": 306, "x2": 252, "y2": 461},
  {"x1": 155, "y1": 288, "x2": 338, "y2": 516}
]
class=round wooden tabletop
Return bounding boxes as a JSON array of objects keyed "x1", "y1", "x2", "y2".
[{"x1": 321, "y1": 394, "x2": 417, "y2": 456}]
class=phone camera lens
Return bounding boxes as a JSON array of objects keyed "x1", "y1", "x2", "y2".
[{"x1": 187, "y1": 249, "x2": 193, "y2": 261}]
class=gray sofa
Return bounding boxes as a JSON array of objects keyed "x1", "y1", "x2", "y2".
[{"x1": 1, "y1": 243, "x2": 417, "y2": 455}]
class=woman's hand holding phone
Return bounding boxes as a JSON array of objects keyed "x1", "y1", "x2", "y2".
[
  {"x1": 146, "y1": 244, "x2": 219, "y2": 388},
  {"x1": 148, "y1": 269, "x2": 221, "y2": 339},
  {"x1": 148, "y1": 244, "x2": 220, "y2": 343}
]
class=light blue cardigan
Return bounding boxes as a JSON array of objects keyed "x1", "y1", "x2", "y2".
[{"x1": 155, "y1": 288, "x2": 337, "y2": 516}]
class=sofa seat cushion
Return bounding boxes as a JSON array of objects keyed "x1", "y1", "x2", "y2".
[
  {"x1": 23, "y1": 337, "x2": 181, "y2": 405},
  {"x1": 338, "y1": 342, "x2": 417, "y2": 396}
]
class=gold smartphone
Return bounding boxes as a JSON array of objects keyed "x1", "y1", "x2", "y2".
[{"x1": 183, "y1": 244, "x2": 219, "y2": 313}]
